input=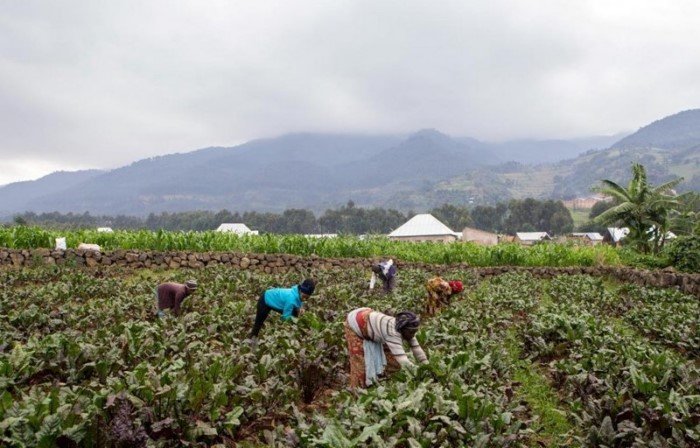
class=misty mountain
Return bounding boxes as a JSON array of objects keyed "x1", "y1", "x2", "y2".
[
  {"x1": 2, "y1": 109, "x2": 698, "y2": 217},
  {"x1": 551, "y1": 108, "x2": 700, "y2": 196},
  {"x1": 612, "y1": 109, "x2": 700, "y2": 150},
  {"x1": 0, "y1": 170, "x2": 104, "y2": 216},
  {"x1": 483, "y1": 134, "x2": 627, "y2": 164}
]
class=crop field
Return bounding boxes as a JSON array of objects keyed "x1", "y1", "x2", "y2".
[
  {"x1": 1, "y1": 264, "x2": 698, "y2": 447},
  {"x1": 0, "y1": 226, "x2": 623, "y2": 267}
]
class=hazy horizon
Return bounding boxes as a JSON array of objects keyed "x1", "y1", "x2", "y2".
[
  {"x1": 2, "y1": 0, "x2": 699, "y2": 185},
  {"x1": 1, "y1": 128, "x2": 632, "y2": 186}
]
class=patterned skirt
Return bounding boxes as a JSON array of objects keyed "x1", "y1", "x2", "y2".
[{"x1": 344, "y1": 310, "x2": 400, "y2": 388}]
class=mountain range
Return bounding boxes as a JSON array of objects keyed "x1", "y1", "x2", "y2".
[{"x1": 1, "y1": 109, "x2": 698, "y2": 217}]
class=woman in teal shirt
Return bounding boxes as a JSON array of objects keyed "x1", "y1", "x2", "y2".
[{"x1": 248, "y1": 278, "x2": 316, "y2": 342}]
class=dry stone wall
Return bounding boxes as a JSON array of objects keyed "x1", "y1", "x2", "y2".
[{"x1": 1, "y1": 248, "x2": 698, "y2": 297}]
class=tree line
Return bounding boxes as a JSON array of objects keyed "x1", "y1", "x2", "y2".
[{"x1": 10, "y1": 198, "x2": 576, "y2": 235}]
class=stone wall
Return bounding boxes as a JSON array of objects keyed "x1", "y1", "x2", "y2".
[{"x1": 1, "y1": 248, "x2": 698, "y2": 297}]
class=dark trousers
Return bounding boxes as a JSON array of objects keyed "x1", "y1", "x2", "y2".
[
  {"x1": 250, "y1": 293, "x2": 274, "y2": 337},
  {"x1": 250, "y1": 292, "x2": 301, "y2": 337}
]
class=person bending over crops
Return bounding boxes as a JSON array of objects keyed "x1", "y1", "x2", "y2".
[
  {"x1": 345, "y1": 308, "x2": 428, "y2": 388},
  {"x1": 155, "y1": 279, "x2": 197, "y2": 317},
  {"x1": 247, "y1": 278, "x2": 316, "y2": 344},
  {"x1": 425, "y1": 277, "x2": 463, "y2": 316},
  {"x1": 369, "y1": 259, "x2": 397, "y2": 293}
]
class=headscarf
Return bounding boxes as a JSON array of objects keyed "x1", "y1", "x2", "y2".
[
  {"x1": 448, "y1": 280, "x2": 463, "y2": 294},
  {"x1": 299, "y1": 278, "x2": 316, "y2": 295},
  {"x1": 394, "y1": 311, "x2": 420, "y2": 333}
]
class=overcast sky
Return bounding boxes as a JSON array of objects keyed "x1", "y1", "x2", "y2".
[{"x1": 1, "y1": 0, "x2": 699, "y2": 185}]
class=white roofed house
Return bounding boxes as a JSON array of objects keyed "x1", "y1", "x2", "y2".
[
  {"x1": 602, "y1": 227, "x2": 629, "y2": 246},
  {"x1": 388, "y1": 214, "x2": 460, "y2": 243},
  {"x1": 514, "y1": 232, "x2": 552, "y2": 246},
  {"x1": 570, "y1": 232, "x2": 604, "y2": 246},
  {"x1": 97, "y1": 227, "x2": 114, "y2": 233},
  {"x1": 216, "y1": 223, "x2": 259, "y2": 235}
]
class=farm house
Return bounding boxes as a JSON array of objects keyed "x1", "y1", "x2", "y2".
[
  {"x1": 514, "y1": 232, "x2": 552, "y2": 246},
  {"x1": 215, "y1": 223, "x2": 259, "y2": 235},
  {"x1": 603, "y1": 227, "x2": 629, "y2": 246},
  {"x1": 570, "y1": 232, "x2": 604, "y2": 246},
  {"x1": 388, "y1": 214, "x2": 460, "y2": 242}
]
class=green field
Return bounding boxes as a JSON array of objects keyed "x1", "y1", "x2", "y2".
[
  {"x1": 0, "y1": 227, "x2": 624, "y2": 267},
  {"x1": 1, "y1": 265, "x2": 697, "y2": 447},
  {"x1": 566, "y1": 208, "x2": 591, "y2": 229}
]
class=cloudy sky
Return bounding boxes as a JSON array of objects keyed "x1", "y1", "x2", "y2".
[{"x1": 1, "y1": 0, "x2": 699, "y2": 185}]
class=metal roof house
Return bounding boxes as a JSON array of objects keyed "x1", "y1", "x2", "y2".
[
  {"x1": 570, "y1": 232, "x2": 604, "y2": 245},
  {"x1": 603, "y1": 227, "x2": 675, "y2": 246},
  {"x1": 216, "y1": 223, "x2": 259, "y2": 235},
  {"x1": 388, "y1": 214, "x2": 460, "y2": 242},
  {"x1": 97, "y1": 227, "x2": 114, "y2": 233},
  {"x1": 603, "y1": 227, "x2": 629, "y2": 246},
  {"x1": 514, "y1": 232, "x2": 552, "y2": 245}
]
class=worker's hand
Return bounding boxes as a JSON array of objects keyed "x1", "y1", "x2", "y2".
[{"x1": 298, "y1": 308, "x2": 306, "y2": 316}]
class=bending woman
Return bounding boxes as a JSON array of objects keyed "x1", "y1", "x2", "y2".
[
  {"x1": 425, "y1": 277, "x2": 463, "y2": 316},
  {"x1": 248, "y1": 278, "x2": 316, "y2": 344},
  {"x1": 344, "y1": 308, "x2": 428, "y2": 388}
]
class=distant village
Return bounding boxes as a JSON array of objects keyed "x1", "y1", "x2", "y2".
[
  {"x1": 201, "y1": 194, "x2": 654, "y2": 247},
  {"x1": 211, "y1": 212, "x2": 658, "y2": 248}
]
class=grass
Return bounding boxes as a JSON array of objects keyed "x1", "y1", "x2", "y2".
[
  {"x1": 513, "y1": 361, "x2": 573, "y2": 446},
  {"x1": 567, "y1": 208, "x2": 591, "y2": 229},
  {"x1": 504, "y1": 323, "x2": 575, "y2": 446}
]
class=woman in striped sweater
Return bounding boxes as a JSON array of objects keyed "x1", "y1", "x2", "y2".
[{"x1": 344, "y1": 308, "x2": 428, "y2": 388}]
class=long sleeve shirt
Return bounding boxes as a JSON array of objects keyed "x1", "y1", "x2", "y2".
[
  {"x1": 350, "y1": 309, "x2": 427, "y2": 367},
  {"x1": 264, "y1": 285, "x2": 303, "y2": 321},
  {"x1": 156, "y1": 283, "x2": 191, "y2": 315}
]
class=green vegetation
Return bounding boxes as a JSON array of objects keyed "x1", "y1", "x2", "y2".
[
  {"x1": 0, "y1": 226, "x2": 626, "y2": 267},
  {"x1": 664, "y1": 235, "x2": 700, "y2": 273},
  {"x1": 9, "y1": 198, "x2": 580, "y2": 236},
  {"x1": 2, "y1": 266, "x2": 697, "y2": 446},
  {"x1": 596, "y1": 163, "x2": 684, "y2": 253},
  {"x1": 566, "y1": 208, "x2": 590, "y2": 229}
]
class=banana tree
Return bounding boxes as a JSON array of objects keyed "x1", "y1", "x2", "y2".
[{"x1": 595, "y1": 163, "x2": 683, "y2": 253}]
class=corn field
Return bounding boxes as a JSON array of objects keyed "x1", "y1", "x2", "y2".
[{"x1": 0, "y1": 227, "x2": 623, "y2": 267}]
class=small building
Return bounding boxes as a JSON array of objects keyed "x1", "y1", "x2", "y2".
[
  {"x1": 603, "y1": 227, "x2": 629, "y2": 246},
  {"x1": 462, "y1": 227, "x2": 498, "y2": 246},
  {"x1": 570, "y1": 232, "x2": 604, "y2": 246},
  {"x1": 216, "y1": 223, "x2": 259, "y2": 235},
  {"x1": 388, "y1": 214, "x2": 460, "y2": 243},
  {"x1": 97, "y1": 227, "x2": 114, "y2": 233},
  {"x1": 304, "y1": 234, "x2": 338, "y2": 238},
  {"x1": 515, "y1": 232, "x2": 552, "y2": 245}
]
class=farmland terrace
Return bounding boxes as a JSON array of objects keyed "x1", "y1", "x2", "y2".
[{"x1": 1, "y1": 257, "x2": 698, "y2": 446}]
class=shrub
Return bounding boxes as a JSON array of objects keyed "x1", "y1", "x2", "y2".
[{"x1": 664, "y1": 235, "x2": 700, "y2": 272}]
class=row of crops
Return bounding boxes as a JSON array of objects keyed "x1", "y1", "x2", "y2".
[
  {"x1": 0, "y1": 226, "x2": 624, "y2": 266},
  {"x1": 1, "y1": 264, "x2": 697, "y2": 446}
]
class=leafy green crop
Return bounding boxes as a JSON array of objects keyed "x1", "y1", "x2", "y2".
[{"x1": 1, "y1": 265, "x2": 696, "y2": 446}]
